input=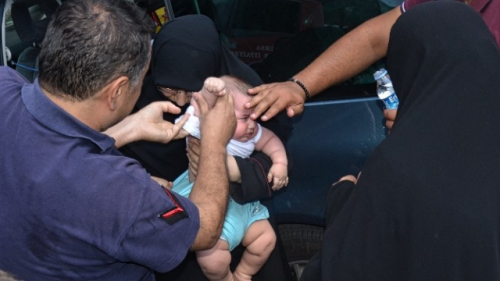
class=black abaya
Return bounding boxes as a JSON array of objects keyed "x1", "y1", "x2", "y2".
[{"x1": 302, "y1": 2, "x2": 500, "y2": 280}]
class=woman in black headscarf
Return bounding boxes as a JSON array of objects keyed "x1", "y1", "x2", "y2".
[
  {"x1": 301, "y1": 1, "x2": 500, "y2": 280},
  {"x1": 120, "y1": 14, "x2": 293, "y2": 281}
]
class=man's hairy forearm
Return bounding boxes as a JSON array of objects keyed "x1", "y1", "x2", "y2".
[
  {"x1": 296, "y1": 7, "x2": 401, "y2": 97},
  {"x1": 103, "y1": 115, "x2": 137, "y2": 148},
  {"x1": 189, "y1": 142, "x2": 229, "y2": 251}
]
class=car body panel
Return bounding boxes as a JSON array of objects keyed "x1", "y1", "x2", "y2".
[{"x1": 275, "y1": 97, "x2": 386, "y2": 226}]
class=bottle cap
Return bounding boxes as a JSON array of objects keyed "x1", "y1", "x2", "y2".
[{"x1": 373, "y1": 68, "x2": 388, "y2": 80}]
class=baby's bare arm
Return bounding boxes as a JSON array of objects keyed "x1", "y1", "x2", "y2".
[
  {"x1": 256, "y1": 127, "x2": 288, "y2": 166},
  {"x1": 255, "y1": 127, "x2": 288, "y2": 190}
]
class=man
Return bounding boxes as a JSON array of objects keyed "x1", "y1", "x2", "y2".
[
  {"x1": 245, "y1": 0, "x2": 499, "y2": 129},
  {"x1": 0, "y1": 0, "x2": 235, "y2": 280}
]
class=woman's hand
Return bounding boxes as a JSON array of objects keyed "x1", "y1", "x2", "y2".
[
  {"x1": 338, "y1": 175, "x2": 358, "y2": 184},
  {"x1": 383, "y1": 109, "x2": 397, "y2": 130}
]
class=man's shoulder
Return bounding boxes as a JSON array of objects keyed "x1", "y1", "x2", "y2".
[
  {"x1": 0, "y1": 66, "x2": 28, "y2": 82},
  {"x1": 0, "y1": 67, "x2": 30, "y2": 112},
  {"x1": 0, "y1": 67, "x2": 30, "y2": 97}
]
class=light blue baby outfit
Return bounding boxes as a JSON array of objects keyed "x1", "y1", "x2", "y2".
[{"x1": 172, "y1": 170, "x2": 269, "y2": 251}]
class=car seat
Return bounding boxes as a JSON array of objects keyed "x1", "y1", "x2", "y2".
[{"x1": 11, "y1": 0, "x2": 59, "y2": 82}]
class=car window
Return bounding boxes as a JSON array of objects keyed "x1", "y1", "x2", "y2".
[
  {"x1": 4, "y1": 3, "x2": 50, "y2": 66},
  {"x1": 164, "y1": 0, "x2": 400, "y2": 101}
]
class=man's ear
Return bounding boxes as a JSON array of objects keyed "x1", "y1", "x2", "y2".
[{"x1": 105, "y1": 76, "x2": 130, "y2": 111}]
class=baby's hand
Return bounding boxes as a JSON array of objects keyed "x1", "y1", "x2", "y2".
[{"x1": 268, "y1": 163, "x2": 288, "y2": 191}]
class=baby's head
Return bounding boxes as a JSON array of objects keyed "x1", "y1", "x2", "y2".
[
  {"x1": 220, "y1": 76, "x2": 258, "y2": 142},
  {"x1": 220, "y1": 76, "x2": 251, "y2": 104}
]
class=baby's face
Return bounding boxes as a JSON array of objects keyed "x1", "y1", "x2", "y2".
[{"x1": 232, "y1": 93, "x2": 257, "y2": 142}]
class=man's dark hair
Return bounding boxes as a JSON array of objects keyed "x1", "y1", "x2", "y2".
[{"x1": 38, "y1": 0, "x2": 154, "y2": 100}]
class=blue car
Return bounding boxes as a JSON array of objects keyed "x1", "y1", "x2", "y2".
[{"x1": 0, "y1": 0, "x2": 397, "y2": 279}]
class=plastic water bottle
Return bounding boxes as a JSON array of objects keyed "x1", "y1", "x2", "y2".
[{"x1": 373, "y1": 68, "x2": 399, "y2": 109}]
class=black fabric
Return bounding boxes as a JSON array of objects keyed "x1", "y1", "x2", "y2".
[
  {"x1": 324, "y1": 180, "x2": 355, "y2": 229},
  {"x1": 231, "y1": 153, "x2": 273, "y2": 204},
  {"x1": 151, "y1": 14, "x2": 263, "y2": 91},
  {"x1": 231, "y1": 147, "x2": 293, "y2": 204},
  {"x1": 302, "y1": 2, "x2": 500, "y2": 280},
  {"x1": 301, "y1": 180, "x2": 355, "y2": 281},
  {"x1": 119, "y1": 14, "x2": 293, "y2": 281}
]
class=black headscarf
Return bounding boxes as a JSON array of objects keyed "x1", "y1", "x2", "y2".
[
  {"x1": 151, "y1": 14, "x2": 263, "y2": 91},
  {"x1": 302, "y1": 2, "x2": 500, "y2": 280}
]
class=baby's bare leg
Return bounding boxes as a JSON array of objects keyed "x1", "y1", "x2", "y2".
[
  {"x1": 199, "y1": 77, "x2": 227, "y2": 109},
  {"x1": 234, "y1": 220, "x2": 276, "y2": 281},
  {"x1": 196, "y1": 239, "x2": 234, "y2": 281}
]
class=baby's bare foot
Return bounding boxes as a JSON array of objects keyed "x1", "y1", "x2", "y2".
[
  {"x1": 204, "y1": 77, "x2": 227, "y2": 96},
  {"x1": 199, "y1": 77, "x2": 227, "y2": 109}
]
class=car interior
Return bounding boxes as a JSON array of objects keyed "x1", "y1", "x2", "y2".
[{"x1": 9, "y1": 0, "x2": 59, "y2": 82}]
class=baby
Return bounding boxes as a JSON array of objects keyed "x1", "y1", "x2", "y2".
[{"x1": 172, "y1": 75, "x2": 289, "y2": 281}]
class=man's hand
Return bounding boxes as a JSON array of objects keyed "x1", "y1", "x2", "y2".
[
  {"x1": 383, "y1": 109, "x2": 397, "y2": 130},
  {"x1": 187, "y1": 137, "x2": 241, "y2": 183},
  {"x1": 186, "y1": 136, "x2": 201, "y2": 178},
  {"x1": 194, "y1": 91, "x2": 236, "y2": 147},
  {"x1": 186, "y1": 89, "x2": 237, "y2": 181},
  {"x1": 104, "y1": 101, "x2": 189, "y2": 148},
  {"x1": 134, "y1": 101, "x2": 189, "y2": 143},
  {"x1": 246, "y1": 81, "x2": 306, "y2": 121}
]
